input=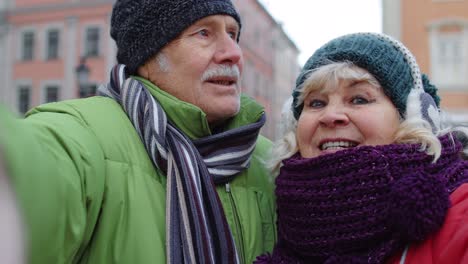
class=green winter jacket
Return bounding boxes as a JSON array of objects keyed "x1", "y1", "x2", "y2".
[{"x1": 0, "y1": 78, "x2": 276, "y2": 264}]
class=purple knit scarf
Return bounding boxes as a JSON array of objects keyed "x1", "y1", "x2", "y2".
[{"x1": 256, "y1": 135, "x2": 468, "y2": 264}]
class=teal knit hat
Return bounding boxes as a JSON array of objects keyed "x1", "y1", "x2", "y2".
[{"x1": 292, "y1": 33, "x2": 441, "y2": 133}]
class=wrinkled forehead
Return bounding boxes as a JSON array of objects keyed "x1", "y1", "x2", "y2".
[{"x1": 186, "y1": 14, "x2": 240, "y2": 32}]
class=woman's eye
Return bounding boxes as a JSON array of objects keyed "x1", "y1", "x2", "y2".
[
  {"x1": 351, "y1": 96, "x2": 370, "y2": 105},
  {"x1": 307, "y1": 99, "x2": 326, "y2": 108}
]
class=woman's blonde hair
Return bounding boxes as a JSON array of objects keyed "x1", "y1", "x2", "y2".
[{"x1": 269, "y1": 61, "x2": 451, "y2": 173}]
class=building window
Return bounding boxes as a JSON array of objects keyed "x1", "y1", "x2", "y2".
[
  {"x1": 85, "y1": 27, "x2": 100, "y2": 57},
  {"x1": 46, "y1": 29, "x2": 60, "y2": 60},
  {"x1": 21, "y1": 31, "x2": 34, "y2": 61},
  {"x1": 44, "y1": 85, "x2": 59, "y2": 103},
  {"x1": 438, "y1": 35, "x2": 462, "y2": 65},
  {"x1": 79, "y1": 84, "x2": 97, "y2": 98},
  {"x1": 430, "y1": 28, "x2": 467, "y2": 89},
  {"x1": 17, "y1": 86, "x2": 30, "y2": 114}
]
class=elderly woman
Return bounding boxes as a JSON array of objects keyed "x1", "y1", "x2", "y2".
[{"x1": 256, "y1": 33, "x2": 468, "y2": 264}]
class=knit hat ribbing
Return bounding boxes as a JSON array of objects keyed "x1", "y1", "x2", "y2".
[
  {"x1": 110, "y1": 0, "x2": 241, "y2": 75},
  {"x1": 292, "y1": 33, "x2": 441, "y2": 133}
]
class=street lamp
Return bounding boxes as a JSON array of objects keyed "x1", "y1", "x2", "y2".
[{"x1": 75, "y1": 57, "x2": 90, "y2": 98}]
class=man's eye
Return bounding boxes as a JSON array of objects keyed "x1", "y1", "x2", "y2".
[
  {"x1": 228, "y1": 31, "x2": 237, "y2": 40},
  {"x1": 198, "y1": 29, "x2": 209, "y2": 37},
  {"x1": 351, "y1": 96, "x2": 370, "y2": 105}
]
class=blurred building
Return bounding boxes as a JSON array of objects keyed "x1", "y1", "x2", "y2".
[
  {"x1": 0, "y1": 0, "x2": 299, "y2": 139},
  {"x1": 383, "y1": 0, "x2": 468, "y2": 126},
  {"x1": 234, "y1": 0, "x2": 300, "y2": 138},
  {"x1": 0, "y1": 0, "x2": 116, "y2": 115}
]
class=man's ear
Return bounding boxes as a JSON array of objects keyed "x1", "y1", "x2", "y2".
[{"x1": 136, "y1": 61, "x2": 150, "y2": 79}]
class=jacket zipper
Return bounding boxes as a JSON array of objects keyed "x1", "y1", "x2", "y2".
[{"x1": 225, "y1": 183, "x2": 245, "y2": 264}]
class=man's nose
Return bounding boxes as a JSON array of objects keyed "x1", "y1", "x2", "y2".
[{"x1": 214, "y1": 33, "x2": 242, "y2": 65}]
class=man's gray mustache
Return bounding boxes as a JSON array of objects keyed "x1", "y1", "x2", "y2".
[{"x1": 201, "y1": 65, "x2": 240, "y2": 82}]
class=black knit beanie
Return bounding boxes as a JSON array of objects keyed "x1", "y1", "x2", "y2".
[{"x1": 110, "y1": 0, "x2": 241, "y2": 75}]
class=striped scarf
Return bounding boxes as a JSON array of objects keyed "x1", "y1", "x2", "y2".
[{"x1": 98, "y1": 65, "x2": 265, "y2": 264}]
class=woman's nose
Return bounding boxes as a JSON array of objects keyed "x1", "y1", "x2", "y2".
[{"x1": 318, "y1": 104, "x2": 350, "y2": 127}]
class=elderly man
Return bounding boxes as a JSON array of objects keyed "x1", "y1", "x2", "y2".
[{"x1": 0, "y1": 0, "x2": 276, "y2": 263}]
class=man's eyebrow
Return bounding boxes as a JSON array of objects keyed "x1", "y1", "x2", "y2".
[
  {"x1": 192, "y1": 17, "x2": 239, "y2": 30},
  {"x1": 227, "y1": 22, "x2": 240, "y2": 32},
  {"x1": 192, "y1": 16, "x2": 217, "y2": 27}
]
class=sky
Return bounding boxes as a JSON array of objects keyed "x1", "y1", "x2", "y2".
[{"x1": 258, "y1": 0, "x2": 383, "y2": 66}]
